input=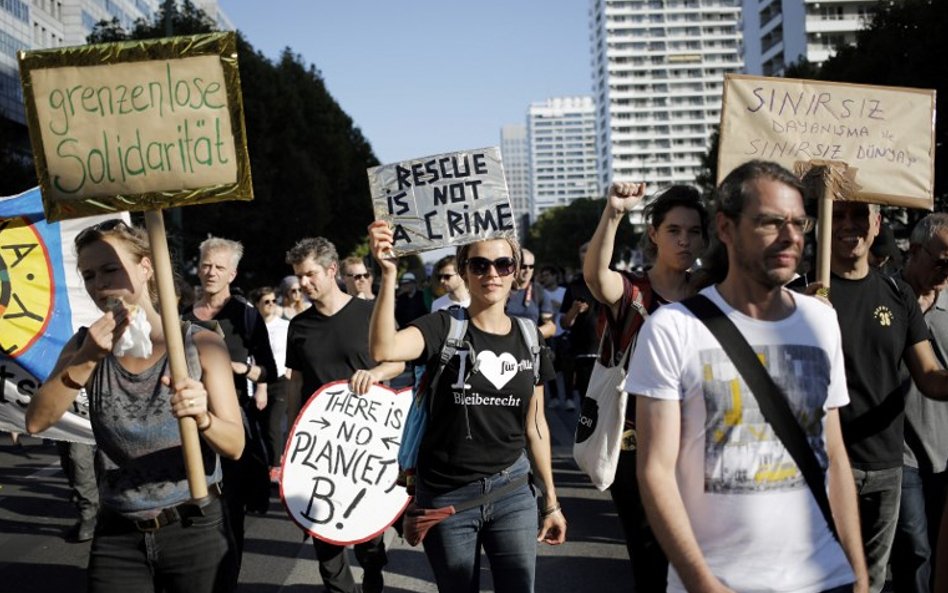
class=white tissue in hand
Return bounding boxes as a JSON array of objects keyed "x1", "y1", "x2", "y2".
[{"x1": 113, "y1": 306, "x2": 153, "y2": 358}]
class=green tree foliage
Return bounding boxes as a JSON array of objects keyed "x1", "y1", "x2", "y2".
[
  {"x1": 87, "y1": 1, "x2": 379, "y2": 287},
  {"x1": 526, "y1": 198, "x2": 638, "y2": 272}
]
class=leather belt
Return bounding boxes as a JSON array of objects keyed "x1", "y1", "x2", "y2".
[{"x1": 107, "y1": 483, "x2": 223, "y2": 533}]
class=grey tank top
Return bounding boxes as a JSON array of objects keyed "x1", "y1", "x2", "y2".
[{"x1": 88, "y1": 323, "x2": 222, "y2": 520}]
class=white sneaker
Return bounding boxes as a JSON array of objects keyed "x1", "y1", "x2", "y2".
[{"x1": 565, "y1": 399, "x2": 576, "y2": 411}]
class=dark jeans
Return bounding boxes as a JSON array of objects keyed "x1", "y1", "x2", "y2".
[
  {"x1": 609, "y1": 449, "x2": 667, "y2": 592},
  {"x1": 262, "y1": 377, "x2": 289, "y2": 465},
  {"x1": 852, "y1": 466, "x2": 902, "y2": 593},
  {"x1": 416, "y1": 454, "x2": 537, "y2": 593},
  {"x1": 57, "y1": 441, "x2": 99, "y2": 521},
  {"x1": 573, "y1": 356, "x2": 595, "y2": 402},
  {"x1": 87, "y1": 495, "x2": 237, "y2": 593},
  {"x1": 312, "y1": 535, "x2": 387, "y2": 593},
  {"x1": 892, "y1": 465, "x2": 948, "y2": 593}
]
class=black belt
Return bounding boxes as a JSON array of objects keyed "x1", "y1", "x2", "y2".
[{"x1": 107, "y1": 483, "x2": 222, "y2": 532}]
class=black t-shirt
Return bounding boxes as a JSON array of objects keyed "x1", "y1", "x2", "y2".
[
  {"x1": 411, "y1": 311, "x2": 555, "y2": 491},
  {"x1": 831, "y1": 270, "x2": 928, "y2": 470},
  {"x1": 184, "y1": 297, "x2": 276, "y2": 399},
  {"x1": 561, "y1": 276, "x2": 600, "y2": 355},
  {"x1": 285, "y1": 297, "x2": 378, "y2": 403}
]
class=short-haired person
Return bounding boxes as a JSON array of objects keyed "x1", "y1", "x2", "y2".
[
  {"x1": 341, "y1": 256, "x2": 375, "y2": 300},
  {"x1": 186, "y1": 237, "x2": 277, "y2": 566},
  {"x1": 284, "y1": 237, "x2": 405, "y2": 593},
  {"x1": 629, "y1": 161, "x2": 868, "y2": 592},
  {"x1": 891, "y1": 213, "x2": 948, "y2": 593},
  {"x1": 507, "y1": 248, "x2": 556, "y2": 339},
  {"x1": 249, "y1": 286, "x2": 292, "y2": 482},
  {"x1": 27, "y1": 220, "x2": 244, "y2": 593},
  {"x1": 430, "y1": 255, "x2": 470, "y2": 311},
  {"x1": 368, "y1": 221, "x2": 567, "y2": 592},
  {"x1": 583, "y1": 183, "x2": 708, "y2": 590},
  {"x1": 827, "y1": 201, "x2": 948, "y2": 592}
]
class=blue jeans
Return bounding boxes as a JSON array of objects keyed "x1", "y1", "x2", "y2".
[
  {"x1": 891, "y1": 465, "x2": 948, "y2": 593},
  {"x1": 416, "y1": 454, "x2": 537, "y2": 593},
  {"x1": 852, "y1": 466, "x2": 902, "y2": 593},
  {"x1": 87, "y1": 495, "x2": 237, "y2": 593}
]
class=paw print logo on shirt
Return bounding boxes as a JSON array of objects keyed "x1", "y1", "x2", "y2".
[{"x1": 874, "y1": 305, "x2": 893, "y2": 327}]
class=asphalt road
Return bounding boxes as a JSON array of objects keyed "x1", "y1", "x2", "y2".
[{"x1": 0, "y1": 406, "x2": 633, "y2": 592}]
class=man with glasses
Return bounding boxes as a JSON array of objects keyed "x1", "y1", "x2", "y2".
[
  {"x1": 828, "y1": 203, "x2": 948, "y2": 592},
  {"x1": 630, "y1": 160, "x2": 867, "y2": 593},
  {"x1": 341, "y1": 256, "x2": 375, "y2": 300},
  {"x1": 430, "y1": 255, "x2": 470, "y2": 311},
  {"x1": 507, "y1": 248, "x2": 555, "y2": 339},
  {"x1": 890, "y1": 213, "x2": 948, "y2": 593}
]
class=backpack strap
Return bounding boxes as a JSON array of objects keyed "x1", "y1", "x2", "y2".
[
  {"x1": 424, "y1": 308, "x2": 469, "y2": 411},
  {"x1": 512, "y1": 316, "x2": 542, "y2": 385}
]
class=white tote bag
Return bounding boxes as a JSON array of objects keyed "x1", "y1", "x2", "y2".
[{"x1": 573, "y1": 333, "x2": 635, "y2": 491}]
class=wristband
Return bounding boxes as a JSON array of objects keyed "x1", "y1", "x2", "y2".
[
  {"x1": 540, "y1": 502, "x2": 562, "y2": 518},
  {"x1": 61, "y1": 370, "x2": 85, "y2": 390}
]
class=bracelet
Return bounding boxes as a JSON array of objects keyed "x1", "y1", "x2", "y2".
[
  {"x1": 61, "y1": 370, "x2": 85, "y2": 390},
  {"x1": 540, "y1": 502, "x2": 562, "y2": 518},
  {"x1": 197, "y1": 413, "x2": 213, "y2": 432}
]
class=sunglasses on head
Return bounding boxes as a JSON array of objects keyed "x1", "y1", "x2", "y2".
[
  {"x1": 346, "y1": 273, "x2": 370, "y2": 281},
  {"x1": 466, "y1": 256, "x2": 517, "y2": 277},
  {"x1": 76, "y1": 218, "x2": 130, "y2": 245}
]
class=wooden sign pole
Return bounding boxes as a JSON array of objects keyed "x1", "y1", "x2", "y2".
[
  {"x1": 816, "y1": 179, "x2": 834, "y2": 289},
  {"x1": 144, "y1": 210, "x2": 208, "y2": 500}
]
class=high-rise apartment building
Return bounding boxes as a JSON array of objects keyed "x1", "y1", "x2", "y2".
[
  {"x1": 527, "y1": 96, "x2": 599, "y2": 219},
  {"x1": 500, "y1": 123, "x2": 531, "y2": 225},
  {"x1": 589, "y1": 0, "x2": 743, "y2": 190},
  {"x1": 1, "y1": 0, "x2": 231, "y2": 124},
  {"x1": 744, "y1": 0, "x2": 877, "y2": 76}
]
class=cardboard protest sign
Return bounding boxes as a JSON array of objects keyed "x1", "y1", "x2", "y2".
[
  {"x1": 718, "y1": 74, "x2": 935, "y2": 209},
  {"x1": 281, "y1": 381, "x2": 411, "y2": 545},
  {"x1": 368, "y1": 146, "x2": 516, "y2": 256},
  {"x1": 18, "y1": 32, "x2": 252, "y2": 222}
]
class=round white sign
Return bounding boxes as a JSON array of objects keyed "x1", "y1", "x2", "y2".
[{"x1": 281, "y1": 380, "x2": 412, "y2": 545}]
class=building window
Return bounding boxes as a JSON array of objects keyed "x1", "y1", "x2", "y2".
[{"x1": 1, "y1": 0, "x2": 30, "y2": 22}]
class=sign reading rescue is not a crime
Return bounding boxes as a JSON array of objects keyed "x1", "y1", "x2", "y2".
[
  {"x1": 18, "y1": 32, "x2": 252, "y2": 221},
  {"x1": 368, "y1": 146, "x2": 516, "y2": 256},
  {"x1": 718, "y1": 74, "x2": 936, "y2": 209}
]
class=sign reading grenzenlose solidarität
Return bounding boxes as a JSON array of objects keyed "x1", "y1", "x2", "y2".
[
  {"x1": 718, "y1": 74, "x2": 936, "y2": 209},
  {"x1": 368, "y1": 146, "x2": 516, "y2": 256},
  {"x1": 18, "y1": 32, "x2": 252, "y2": 222},
  {"x1": 282, "y1": 381, "x2": 411, "y2": 546}
]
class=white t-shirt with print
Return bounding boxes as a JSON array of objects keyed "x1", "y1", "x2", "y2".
[{"x1": 625, "y1": 286, "x2": 854, "y2": 593}]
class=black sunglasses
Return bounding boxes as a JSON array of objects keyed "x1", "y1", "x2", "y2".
[
  {"x1": 438, "y1": 273, "x2": 456, "y2": 281},
  {"x1": 466, "y1": 256, "x2": 517, "y2": 277},
  {"x1": 346, "y1": 273, "x2": 371, "y2": 281},
  {"x1": 520, "y1": 264, "x2": 535, "y2": 271},
  {"x1": 261, "y1": 298, "x2": 276, "y2": 305},
  {"x1": 75, "y1": 218, "x2": 130, "y2": 246}
]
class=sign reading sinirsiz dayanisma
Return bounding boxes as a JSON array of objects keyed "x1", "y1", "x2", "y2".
[
  {"x1": 368, "y1": 146, "x2": 516, "y2": 256},
  {"x1": 281, "y1": 381, "x2": 411, "y2": 546},
  {"x1": 31, "y1": 55, "x2": 237, "y2": 199}
]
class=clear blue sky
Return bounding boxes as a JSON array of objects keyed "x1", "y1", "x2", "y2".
[{"x1": 220, "y1": 0, "x2": 593, "y2": 164}]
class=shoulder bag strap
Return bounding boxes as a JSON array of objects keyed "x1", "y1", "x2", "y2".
[{"x1": 681, "y1": 294, "x2": 840, "y2": 542}]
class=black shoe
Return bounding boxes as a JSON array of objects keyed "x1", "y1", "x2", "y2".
[
  {"x1": 362, "y1": 570, "x2": 383, "y2": 593},
  {"x1": 65, "y1": 518, "x2": 95, "y2": 543}
]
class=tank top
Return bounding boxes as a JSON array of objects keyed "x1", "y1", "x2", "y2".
[{"x1": 88, "y1": 323, "x2": 222, "y2": 520}]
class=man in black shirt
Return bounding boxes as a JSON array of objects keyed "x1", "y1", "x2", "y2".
[
  {"x1": 285, "y1": 237, "x2": 404, "y2": 593},
  {"x1": 829, "y1": 202, "x2": 948, "y2": 592}
]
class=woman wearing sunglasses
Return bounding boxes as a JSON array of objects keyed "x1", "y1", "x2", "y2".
[
  {"x1": 26, "y1": 220, "x2": 244, "y2": 593},
  {"x1": 279, "y1": 275, "x2": 311, "y2": 320},
  {"x1": 367, "y1": 222, "x2": 567, "y2": 592}
]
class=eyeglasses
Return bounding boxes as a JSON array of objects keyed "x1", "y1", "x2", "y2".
[
  {"x1": 75, "y1": 218, "x2": 130, "y2": 246},
  {"x1": 745, "y1": 213, "x2": 816, "y2": 235},
  {"x1": 288, "y1": 287, "x2": 301, "y2": 293},
  {"x1": 520, "y1": 264, "x2": 535, "y2": 271},
  {"x1": 466, "y1": 256, "x2": 517, "y2": 277},
  {"x1": 922, "y1": 243, "x2": 948, "y2": 272},
  {"x1": 438, "y1": 273, "x2": 456, "y2": 282},
  {"x1": 261, "y1": 299, "x2": 276, "y2": 305},
  {"x1": 346, "y1": 273, "x2": 371, "y2": 281}
]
